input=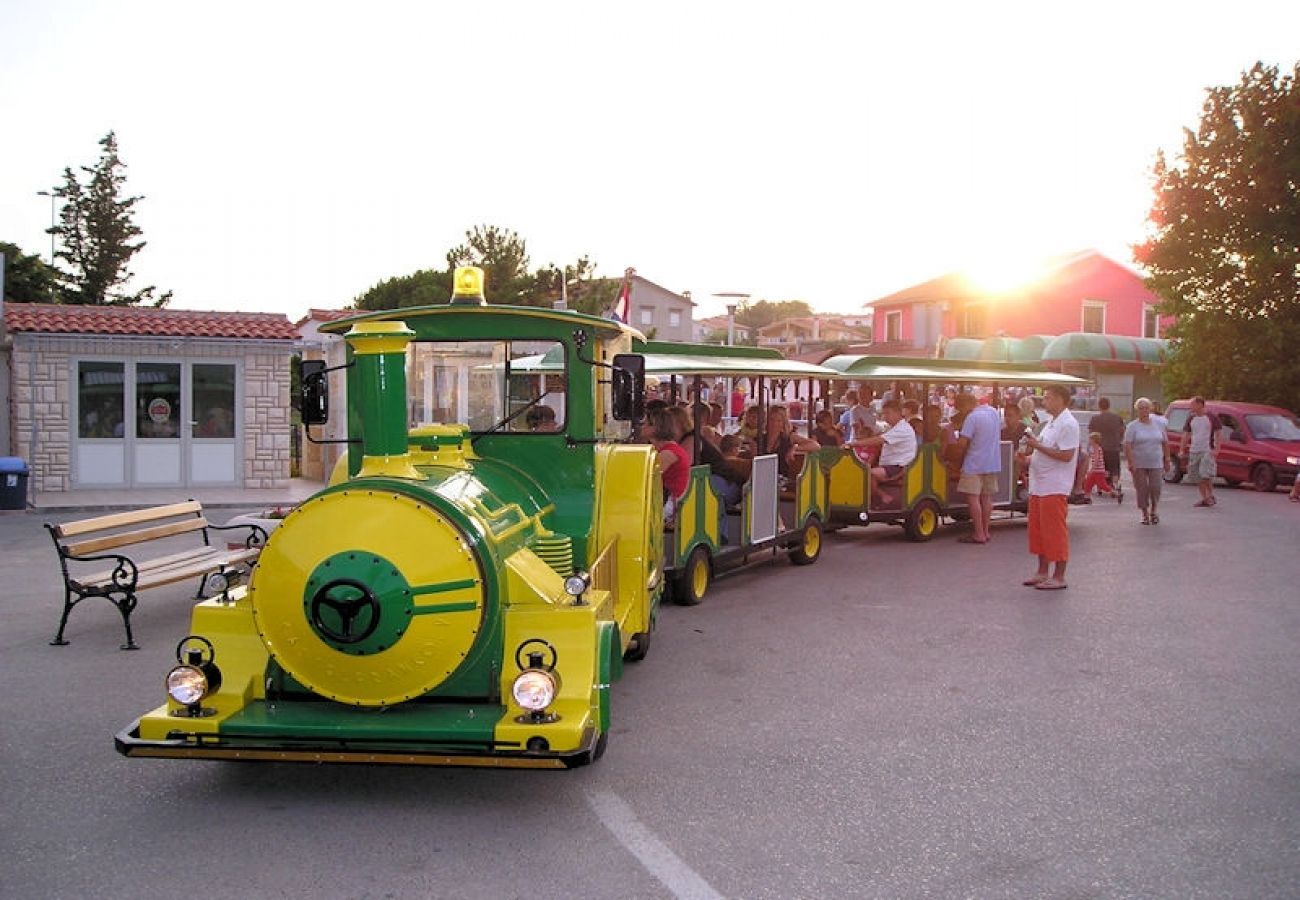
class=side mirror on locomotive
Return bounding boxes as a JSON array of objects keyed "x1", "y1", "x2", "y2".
[
  {"x1": 611, "y1": 353, "x2": 645, "y2": 422},
  {"x1": 299, "y1": 359, "x2": 329, "y2": 425}
]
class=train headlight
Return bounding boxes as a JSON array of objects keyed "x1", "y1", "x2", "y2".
[
  {"x1": 166, "y1": 665, "x2": 210, "y2": 706},
  {"x1": 512, "y1": 669, "x2": 557, "y2": 711},
  {"x1": 166, "y1": 635, "x2": 223, "y2": 714},
  {"x1": 563, "y1": 572, "x2": 591, "y2": 598}
]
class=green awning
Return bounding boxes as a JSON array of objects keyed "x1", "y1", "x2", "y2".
[
  {"x1": 822, "y1": 354, "x2": 1090, "y2": 387},
  {"x1": 1041, "y1": 332, "x2": 1168, "y2": 365},
  {"x1": 943, "y1": 335, "x2": 1054, "y2": 363}
]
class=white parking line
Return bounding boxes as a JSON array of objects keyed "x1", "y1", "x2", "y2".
[{"x1": 585, "y1": 789, "x2": 726, "y2": 900}]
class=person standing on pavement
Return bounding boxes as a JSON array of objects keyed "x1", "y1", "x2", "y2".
[
  {"x1": 953, "y1": 393, "x2": 1002, "y2": 544},
  {"x1": 1183, "y1": 396, "x2": 1222, "y2": 507},
  {"x1": 1091, "y1": 397, "x2": 1126, "y2": 493},
  {"x1": 1124, "y1": 397, "x2": 1171, "y2": 525},
  {"x1": 1020, "y1": 384, "x2": 1079, "y2": 591}
]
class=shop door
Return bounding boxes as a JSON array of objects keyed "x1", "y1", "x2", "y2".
[
  {"x1": 189, "y1": 363, "x2": 238, "y2": 483},
  {"x1": 133, "y1": 362, "x2": 183, "y2": 484}
]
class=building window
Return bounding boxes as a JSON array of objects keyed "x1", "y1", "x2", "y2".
[
  {"x1": 1143, "y1": 305, "x2": 1160, "y2": 338},
  {"x1": 78, "y1": 362, "x2": 125, "y2": 438},
  {"x1": 639, "y1": 306, "x2": 654, "y2": 326},
  {"x1": 885, "y1": 310, "x2": 902, "y2": 342},
  {"x1": 193, "y1": 364, "x2": 236, "y2": 438},
  {"x1": 136, "y1": 362, "x2": 181, "y2": 439},
  {"x1": 1082, "y1": 301, "x2": 1106, "y2": 334},
  {"x1": 963, "y1": 304, "x2": 987, "y2": 337},
  {"x1": 669, "y1": 308, "x2": 681, "y2": 328}
]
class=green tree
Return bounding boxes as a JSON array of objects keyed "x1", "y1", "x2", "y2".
[
  {"x1": 354, "y1": 268, "x2": 452, "y2": 310},
  {"x1": 51, "y1": 132, "x2": 171, "y2": 306},
  {"x1": 0, "y1": 241, "x2": 61, "y2": 302},
  {"x1": 446, "y1": 224, "x2": 534, "y2": 306},
  {"x1": 354, "y1": 224, "x2": 618, "y2": 315},
  {"x1": 1136, "y1": 62, "x2": 1300, "y2": 410}
]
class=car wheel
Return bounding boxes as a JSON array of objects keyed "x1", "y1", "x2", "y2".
[
  {"x1": 1251, "y1": 463, "x2": 1278, "y2": 493},
  {"x1": 789, "y1": 517, "x2": 823, "y2": 566},
  {"x1": 905, "y1": 498, "x2": 941, "y2": 542},
  {"x1": 673, "y1": 545, "x2": 710, "y2": 606},
  {"x1": 623, "y1": 630, "x2": 652, "y2": 662},
  {"x1": 1163, "y1": 456, "x2": 1184, "y2": 483}
]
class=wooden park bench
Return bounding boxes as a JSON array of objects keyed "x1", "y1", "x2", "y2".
[{"x1": 46, "y1": 500, "x2": 268, "y2": 650}]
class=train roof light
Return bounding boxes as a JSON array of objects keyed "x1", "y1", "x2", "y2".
[{"x1": 450, "y1": 266, "x2": 486, "y2": 306}]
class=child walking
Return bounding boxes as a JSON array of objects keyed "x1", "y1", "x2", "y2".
[{"x1": 1082, "y1": 432, "x2": 1121, "y2": 501}]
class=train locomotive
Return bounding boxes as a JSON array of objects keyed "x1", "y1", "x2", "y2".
[{"x1": 117, "y1": 268, "x2": 661, "y2": 768}]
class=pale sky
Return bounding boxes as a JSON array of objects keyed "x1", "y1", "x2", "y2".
[{"x1": 2, "y1": 1, "x2": 1296, "y2": 322}]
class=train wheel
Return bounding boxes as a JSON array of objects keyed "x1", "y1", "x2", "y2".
[
  {"x1": 904, "y1": 499, "x2": 941, "y2": 542},
  {"x1": 623, "y1": 630, "x2": 652, "y2": 662},
  {"x1": 673, "y1": 546, "x2": 711, "y2": 606},
  {"x1": 789, "y1": 517, "x2": 823, "y2": 566}
]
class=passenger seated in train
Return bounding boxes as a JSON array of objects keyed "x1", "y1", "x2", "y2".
[
  {"x1": 903, "y1": 399, "x2": 923, "y2": 442},
  {"x1": 813, "y1": 409, "x2": 843, "y2": 447},
  {"x1": 852, "y1": 399, "x2": 918, "y2": 487},
  {"x1": 648, "y1": 407, "x2": 690, "y2": 522},
  {"x1": 759, "y1": 404, "x2": 821, "y2": 490},
  {"x1": 671, "y1": 405, "x2": 746, "y2": 509}
]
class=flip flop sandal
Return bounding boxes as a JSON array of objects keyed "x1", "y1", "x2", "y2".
[
  {"x1": 957, "y1": 536, "x2": 988, "y2": 544},
  {"x1": 1035, "y1": 580, "x2": 1068, "y2": 591},
  {"x1": 1023, "y1": 575, "x2": 1049, "y2": 586}
]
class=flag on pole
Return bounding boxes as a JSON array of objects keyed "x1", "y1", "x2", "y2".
[{"x1": 612, "y1": 267, "x2": 633, "y2": 323}]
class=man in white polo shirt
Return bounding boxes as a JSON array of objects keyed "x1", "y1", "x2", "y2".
[{"x1": 1021, "y1": 384, "x2": 1079, "y2": 591}]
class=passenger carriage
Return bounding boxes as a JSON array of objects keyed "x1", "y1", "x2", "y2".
[{"x1": 820, "y1": 355, "x2": 1092, "y2": 541}]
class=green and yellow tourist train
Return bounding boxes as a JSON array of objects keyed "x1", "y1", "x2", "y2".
[
  {"x1": 117, "y1": 268, "x2": 661, "y2": 768},
  {"x1": 115, "y1": 269, "x2": 1088, "y2": 767}
]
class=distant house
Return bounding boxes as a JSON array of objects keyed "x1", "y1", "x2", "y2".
[
  {"x1": 862, "y1": 249, "x2": 1173, "y2": 408},
  {"x1": 1, "y1": 301, "x2": 297, "y2": 496},
  {"x1": 756, "y1": 317, "x2": 870, "y2": 356},
  {"x1": 692, "y1": 315, "x2": 751, "y2": 344},
  {"x1": 865, "y1": 249, "x2": 1168, "y2": 355},
  {"x1": 623, "y1": 273, "x2": 695, "y2": 342}
]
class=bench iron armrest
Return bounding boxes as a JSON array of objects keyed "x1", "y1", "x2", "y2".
[
  {"x1": 208, "y1": 521, "x2": 270, "y2": 549},
  {"x1": 64, "y1": 551, "x2": 141, "y2": 591}
]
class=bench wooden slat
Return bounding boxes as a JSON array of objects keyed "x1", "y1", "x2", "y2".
[
  {"x1": 65, "y1": 517, "x2": 209, "y2": 557},
  {"x1": 72, "y1": 546, "x2": 224, "y2": 588},
  {"x1": 48, "y1": 499, "x2": 267, "y2": 649},
  {"x1": 135, "y1": 548, "x2": 260, "y2": 591},
  {"x1": 53, "y1": 500, "x2": 204, "y2": 539}
]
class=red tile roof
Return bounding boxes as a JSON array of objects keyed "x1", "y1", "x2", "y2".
[
  {"x1": 294, "y1": 307, "x2": 357, "y2": 328},
  {"x1": 3, "y1": 302, "x2": 297, "y2": 340}
]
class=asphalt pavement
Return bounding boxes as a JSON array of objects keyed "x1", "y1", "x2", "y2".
[{"x1": 1, "y1": 481, "x2": 1297, "y2": 899}]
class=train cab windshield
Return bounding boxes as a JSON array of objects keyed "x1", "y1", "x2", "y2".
[{"x1": 406, "y1": 339, "x2": 567, "y2": 433}]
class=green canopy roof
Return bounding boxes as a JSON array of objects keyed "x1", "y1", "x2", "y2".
[
  {"x1": 1041, "y1": 332, "x2": 1168, "y2": 365},
  {"x1": 943, "y1": 335, "x2": 1054, "y2": 363},
  {"x1": 637, "y1": 341, "x2": 838, "y2": 377},
  {"x1": 821, "y1": 355, "x2": 1090, "y2": 387}
]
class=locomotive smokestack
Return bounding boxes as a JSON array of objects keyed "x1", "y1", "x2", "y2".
[{"x1": 344, "y1": 320, "x2": 421, "y2": 480}]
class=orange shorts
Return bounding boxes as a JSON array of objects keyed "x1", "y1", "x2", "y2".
[{"x1": 1028, "y1": 494, "x2": 1069, "y2": 562}]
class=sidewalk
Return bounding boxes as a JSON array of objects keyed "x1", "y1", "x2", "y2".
[{"x1": 24, "y1": 477, "x2": 324, "y2": 513}]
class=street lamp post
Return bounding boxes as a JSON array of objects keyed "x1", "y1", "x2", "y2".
[
  {"x1": 36, "y1": 190, "x2": 56, "y2": 265},
  {"x1": 713, "y1": 292, "x2": 750, "y2": 347}
]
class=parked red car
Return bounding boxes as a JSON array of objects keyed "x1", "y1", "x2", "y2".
[{"x1": 1163, "y1": 399, "x2": 1300, "y2": 492}]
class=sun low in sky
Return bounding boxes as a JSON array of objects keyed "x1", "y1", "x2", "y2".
[{"x1": 1, "y1": 1, "x2": 1297, "y2": 322}]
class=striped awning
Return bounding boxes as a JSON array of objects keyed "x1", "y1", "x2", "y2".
[{"x1": 1041, "y1": 332, "x2": 1168, "y2": 365}]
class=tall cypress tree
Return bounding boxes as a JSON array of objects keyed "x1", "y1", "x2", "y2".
[{"x1": 52, "y1": 132, "x2": 171, "y2": 306}]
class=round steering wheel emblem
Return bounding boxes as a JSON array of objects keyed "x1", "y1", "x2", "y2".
[{"x1": 309, "y1": 578, "x2": 381, "y2": 645}]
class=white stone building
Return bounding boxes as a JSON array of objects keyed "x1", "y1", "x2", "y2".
[{"x1": 1, "y1": 302, "x2": 297, "y2": 496}]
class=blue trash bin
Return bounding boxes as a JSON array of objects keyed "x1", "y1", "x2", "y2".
[{"x1": 0, "y1": 457, "x2": 29, "y2": 510}]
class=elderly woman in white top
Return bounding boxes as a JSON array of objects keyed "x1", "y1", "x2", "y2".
[{"x1": 1123, "y1": 397, "x2": 1172, "y2": 525}]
